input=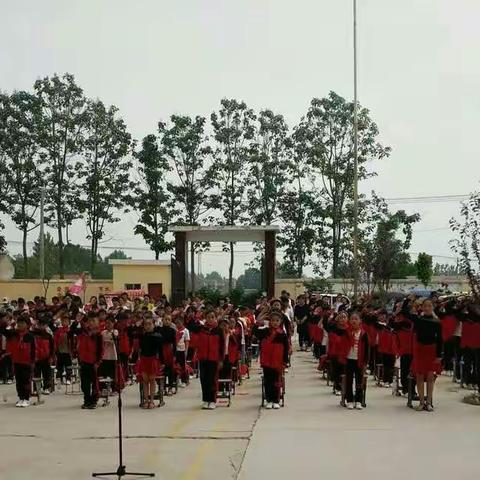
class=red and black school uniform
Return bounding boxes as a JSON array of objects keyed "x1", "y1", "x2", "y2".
[
  {"x1": 175, "y1": 325, "x2": 190, "y2": 384},
  {"x1": 402, "y1": 302, "x2": 442, "y2": 377},
  {"x1": 362, "y1": 313, "x2": 379, "y2": 374},
  {"x1": 189, "y1": 322, "x2": 225, "y2": 404},
  {"x1": 32, "y1": 328, "x2": 55, "y2": 392},
  {"x1": 326, "y1": 322, "x2": 350, "y2": 393},
  {"x1": 116, "y1": 322, "x2": 132, "y2": 381},
  {"x1": 310, "y1": 311, "x2": 325, "y2": 360},
  {"x1": 458, "y1": 307, "x2": 480, "y2": 390},
  {"x1": 73, "y1": 324, "x2": 103, "y2": 407},
  {"x1": 158, "y1": 325, "x2": 177, "y2": 390},
  {"x1": 218, "y1": 329, "x2": 240, "y2": 392},
  {"x1": 376, "y1": 321, "x2": 397, "y2": 385},
  {"x1": 0, "y1": 326, "x2": 36, "y2": 401},
  {"x1": 0, "y1": 327, "x2": 14, "y2": 384},
  {"x1": 294, "y1": 303, "x2": 310, "y2": 350},
  {"x1": 137, "y1": 331, "x2": 164, "y2": 377},
  {"x1": 253, "y1": 325, "x2": 289, "y2": 404},
  {"x1": 54, "y1": 325, "x2": 74, "y2": 382},
  {"x1": 392, "y1": 313, "x2": 415, "y2": 394},
  {"x1": 436, "y1": 301, "x2": 461, "y2": 373},
  {"x1": 341, "y1": 328, "x2": 369, "y2": 404}
]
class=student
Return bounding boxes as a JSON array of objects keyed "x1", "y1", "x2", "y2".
[
  {"x1": 32, "y1": 316, "x2": 55, "y2": 395},
  {"x1": 74, "y1": 311, "x2": 103, "y2": 409},
  {"x1": 294, "y1": 295, "x2": 309, "y2": 351},
  {"x1": 99, "y1": 316, "x2": 118, "y2": 389},
  {"x1": 402, "y1": 297, "x2": 442, "y2": 411},
  {"x1": 189, "y1": 310, "x2": 224, "y2": 410},
  {"x1": 175, "y1": 315, "x2": 190, "y2": 387},
  {"x1": 116, "y1": 312, "x2": 132, "y2": 382},
  {"x1": 159, "y1": 314, "x2": 177, "y2": 394},
  {"x1": 218, "y1": 318, "x2": 240, "y2": 394},
  {"x1": 376, "y1": 311, "x2": 396, "y2": 387},
  {"x1": 54, "y1": 314, "x2": 73, "y2": 385},
  {"x1": 344, "y1": 312, "x2": 369, "y2": 410},
  {"x1": 0, "y1": 313, "x2": 36, "y2": 407},
  {"x1": 0, "y1": 312, "x2": 14, "y2": 384},
  {"x1": 252, "y1": 311, "x2": 289, "y2": 409},
  {"x1": 137, "y1": 316, "x2": 163, "y2": 409},
  {"x1": 326, "y1": 312, "x2": 350, "y2": 395},
  {"x1": 392, "y1": 303, "x2": 415, "y2": 395}
]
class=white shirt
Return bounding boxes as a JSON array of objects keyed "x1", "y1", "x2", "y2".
[
  {"x1": 101, "y1": 330, "x2": 118, "y2": 361},
  {"x1": 347, "y1": 331, "x2": 361, "y2": 360},
  {"x1": 176, "y1": 328, "x2": 190, "y2": 352}
]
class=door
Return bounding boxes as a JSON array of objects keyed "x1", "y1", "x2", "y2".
[{"x1": 147, "y1": 283, "x2": 163, "y2": 302}]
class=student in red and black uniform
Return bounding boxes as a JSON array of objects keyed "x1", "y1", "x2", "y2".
[
  {"x1": 54, "y1": 313, "x2": 74, "y2": 385},
  {"x1": 252, "y1": 311, "x2": 289, "y2": 409},
  {"x1": 392, "y1": 303, "x2": 415, "y2": 395},
  {"x1": 0, "y1": 313, "x2": 36, "y2": 407},
  {"x1": 137, "y1": 315, "x2": 164, "y2": 409},
  {"x1": 326, "y1": 312, "x2": 350, "y2": 395},
  {"x1": 362, "y1": 306, "x2": 379, "y2": 374},
  {"x1": 376, "y1": 311, "x2": 396, "y2": 387},
  {"x1": 115, "y1": 311, "x2": 132, "y2": 382},
  {"x1": 343, "y1": 311, "x2": 369, "y2": 410},
  {"x1": 189, "y1": 310, "x2": 224, "y2": 410},
  {"x1": 72, "y1": 311, "x2": 103, "y2": 409},
  {"x1": 402, "y1": 297, "x2": 442, "y2": 411},
  {"x1": 218, "y1": 318, "x2": 240, "y2": 393},
  {"x1": 458, "y1": 301, "x2": 480, "y2": 390},
  {"x1": 158, "y1": 314, "x2": 177, "y2": 394},
  {"x1": 32, "y1": 316, "x2": 55, "y2": 394}
]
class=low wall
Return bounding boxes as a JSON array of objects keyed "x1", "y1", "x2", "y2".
[{"x1": 0, "y1": 279, "x2": 114, "y2": 302}]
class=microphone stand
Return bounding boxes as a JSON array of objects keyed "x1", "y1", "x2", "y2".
[{"x1": 92, "y1": 332, "x2": 154, "y2": 479}]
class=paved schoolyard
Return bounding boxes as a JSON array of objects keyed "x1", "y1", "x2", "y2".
[{"x1": 0, "y1": 353, "x2": 478, "y2": 480}]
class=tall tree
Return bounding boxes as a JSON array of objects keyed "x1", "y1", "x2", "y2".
[
  {"x1": 134, "y1": 135, "x2": 175, "y2": 259},
  {"x1": 160, "y1": 115, "x2": 212, "y2": 293},
  {"x1": 303, "y1": 92, "x2": 391, "y2": 277},
  {"x1": 34, "y1": 73, "x2": 86, "y2": 278},
  {"x1": 247, "y1": 109, "x2": 289, "y2": 225},
  {"x1": 210, "y1": 99, "x2": 255, "y2": 291},
  {"x1": 0, "y1": 91, "x2": 43, "y2": 274},
  {"x1": 415, "y1": 252, "x2": 433, "y2": 288},
  {"x1": 278, "y1": 123, "x2": 327, "y2": 278},
  {"x1": 77, "y1": 100, "x2": 133, "y2": 273},
  {"x1": 450, "y1": 191, "x2": 480, "y2": 300}
]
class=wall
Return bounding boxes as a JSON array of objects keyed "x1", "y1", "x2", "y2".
[
  {"x1": 0, "y1": 279, "x2": 113, "y2": 302},
  {"x1": 112, "y1": 264, "x2": 171, "y2": 299},
  {"x1": 275, "y1": 279, "x2": 307, "y2": 299}
]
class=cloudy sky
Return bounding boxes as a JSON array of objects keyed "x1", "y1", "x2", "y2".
[{"x1": 1, "y1": 0, "x2": 479, "y2": 276}]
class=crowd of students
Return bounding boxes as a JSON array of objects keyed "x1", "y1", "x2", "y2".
[{"x1": 1, "y1": 290, "x2": 479, "y2": 413}]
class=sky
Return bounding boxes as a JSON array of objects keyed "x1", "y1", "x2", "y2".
[{"x1": 1, "y1": 0, "x2": 479, "y2": 277}]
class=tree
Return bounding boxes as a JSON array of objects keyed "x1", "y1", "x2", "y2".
[
  {"x1": 236, "y1": 267, "x2": 261, "y2": 290},
  {"x1": 160, "y1": 115, "x2": 212, "y2": 293},
  {"x1": 415, "y1": 252, "x2": 433, "y2": 288},
  {"x1": 247, "y1": 109, "x2": 289, "y2": 225},
  {"x1": 13, "y1": 232, "x2": 57, "y2": 280},
  {"x1": 303, "y1": 92, "x2": 391, "y2": 277},
  {"x1": 450, "y1": 191, "x2": 480, "y2": 300},
  {"x1": 210, "y1": 99, "x2": 255, "y2": 291},
  {"x1": 77, "y1": 100, "x2": 133, "y2": 273},
  {"x1": 433, "y1": 263, "x2": 462, "y2": 276},
  {"x1": 92, "y1": 249, "x2": 131, "y2": 279},
  {"x1": 35, "y1": 73, "x2": 86, "y2": 278},
  {"x1": 0, "y1": 91, "x2": 43, "y2": 273},
  {"x1": 134, "y1": 135, "x2": 175, "y2": 259}
]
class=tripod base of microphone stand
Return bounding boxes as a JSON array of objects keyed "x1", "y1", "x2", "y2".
[{"x1": 92, "y1": 465, "x2": 155, "y2": 478}]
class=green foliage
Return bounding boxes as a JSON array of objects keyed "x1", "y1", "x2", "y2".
[
  {"x1": 236, "y1": 267, "x2": 261, "y2": 289},
  {"x1": 303, "y1": 277, "x2": 332, "y2": 293},
  {"x1": 196, "y1": 287, "x2": 224, "y2": 306},
  {"x1": 134, "y1": 135, "x2": 176, "y2": 259},
  {"x1": 415, "y1": 252, "x2": 433, "y2": 288},
  {"x1": 433, "y1": 263, "x2": 462, "y2": 276},
  {"x1": 229, "y1": 287, "x2": 244, "y2": 306},
  {"x1": 77, "y1": 100, "x2": 133, "y2": 271}
]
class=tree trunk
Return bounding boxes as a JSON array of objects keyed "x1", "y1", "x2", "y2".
[
  {"x1": 229, "y1": 242, "x2": 234, "y2": 292},
  {"x1": 332, "y1": 225, "x2": 338, "y2": 278},
  {"x1": 22, "y1": 226, "x2": 28, "y2": 277},
  {"x1": 90, "y1": 236, "x2": 96, "y2": 275},
  {"x1": 190, "y1": 242, "x2": 195, "y2": 295},
  {"x1": 57, "y1": 222, "x2": 64, "y2": 279}
]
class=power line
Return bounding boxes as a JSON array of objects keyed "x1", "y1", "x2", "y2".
[{"x1": 385, "y1": 194, "x2": 469, "y2": 205}]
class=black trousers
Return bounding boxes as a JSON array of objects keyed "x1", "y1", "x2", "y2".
[
  {"x1": 14, "y1": 363, "x2": 32, "y2": 400},
  {"x1": 0, "y1": 354, "x2": 13, "y2": 382},
  {"x1": 219, "y1": 357, "x2": 232, "y2": 392},
  {"x1": 345, "y1": 359, "x2": 363, "y2": 403},
  {"x1": 297, "y1": 323, "x2": 309, "y2": 348},
  {"x1": 443, "y1": 338, "x2": 455, "y2": 372},
  {"x1": 330, "y1": 357, "x2": 344, "y2": 392},
  {"x1": 263, "y1": 367, "x2": 281, "y2": 403},
  {"x1": 164, "y1": 363, "x2": 177, "y2": 390},
  {"x1": 368, "y1": 345, "x2": 378, "y2": 373},
  {"x1": 80, "y1": 362, "x2": 98, "y2": 406},
  {"x1": 313, "y1": 343, "x2": 325, "y2": 359},
  {"x1": 199, "y1": 360, "x2": 218, "y2": 403},
  {"x1": 400, "y1": 354, "x2": 413, "y2": 394},
  {"x1": 175, "y1": 351, "x2": 187, "y2": 383},
  {"x1": 462, "y1": 348, "x2": 476, "y2": 385},
  {"x1": 118, "y1": 352, "x2": 129, "y2": 380},
  {"x1": 381, "y1": 354, "x2": 395, "y2": 384},
  {"x1": 56, "y1": 353, "x2": 72, "y2": 381},
  {"x1": 452, "y1": 336, "x2": 462, "y2": 381},
  {"x1": 34, "y1": 359, "x2": 52, "y2": 391}
]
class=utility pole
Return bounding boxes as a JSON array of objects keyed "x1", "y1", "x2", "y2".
[
  {"x1": 39, "y1": 186, "x2": 45, "y2": 282},
  {"x1": 352, "y1": 0, "x2": 360, "y2": 300}
]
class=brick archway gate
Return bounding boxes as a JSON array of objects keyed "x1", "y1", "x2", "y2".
[{"x1": 168, "y1": 225, "x2": 280, "y2": 306}]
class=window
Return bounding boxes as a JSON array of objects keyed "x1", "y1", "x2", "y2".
[{"x1": 125, "y1": 283, "x2": 141, "y2": 290}]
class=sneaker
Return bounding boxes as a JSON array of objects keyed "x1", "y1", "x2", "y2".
[
  {"x1": 415, "y1": 403, "x2": 426, "y2": 411},
  {"x1": 21, "y1": 400, "x2": 30, "y2": 407},
  {"x1": 178, "y1": 382, "x2": 186, "y2": 388},
  {"x1": 208, "y1": 403, "x2": 216, "y2": 410},
  {"x1": 347, "y1": 403, "x2": 354, "y2": 410},
  {"x1": 354, "y1": 403, "x2": 363, "y2": 410},
  {"x1": 42, "y1": 389, "x2": 50, "y2": 395},
  {"x1": 334, "y1": 390, "x2": 341, "y2": 396},
  {"x1": 272, "y1": 403, "x2": 280, "y2": 409},
  {"x1": 7, "y1": 379, "x2": 13, "y2": 385},
  {"x1": 202, "y1": 402, "x2": 209, "y2": 410},
  {"x1": 15, "y1": 400, "x2": 22, "y2": 407},
  {"x1": 81, "y1": 404, "x2": 88, "y2": 409},
  {"x1": 425, "y1": 404, "x2": 434, "y2": 412},
  {"x1": 284, "y1": 368, "x2": 289, "y2": 373},
  {"x1": 265, "y1": 402, "x2": 273, "y2": 409},
  {"x1": 66, "y1": 380, "x2": 71, "y2": 386}
]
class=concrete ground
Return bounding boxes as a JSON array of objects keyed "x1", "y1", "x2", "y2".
[{"x1": 0, "y1": 352, "x2": 478, "y2": 480}]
